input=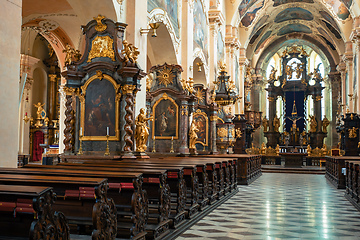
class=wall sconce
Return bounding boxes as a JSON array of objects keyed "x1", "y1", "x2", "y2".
[
  {"x1": 140, "y1": 22, "x2": 161, "y2": 37},
  {"x1": 196, "y1": 62, "x2": 204, "y2": 72}
]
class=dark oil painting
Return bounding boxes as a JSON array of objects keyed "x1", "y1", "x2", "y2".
[
  {"x1": 84, "y1": 79, "x2": 116, "y2": 136},
  {"x1": 193, "y1": 114, "x2": 207, "y2": 145},
  {"x1": 154, "y1": 99, "x2": 177, "y2": 138}
]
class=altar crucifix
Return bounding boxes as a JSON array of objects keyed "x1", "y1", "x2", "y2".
[{"x1": 286, "y1": 100, "x2": 303, "y2": 150}]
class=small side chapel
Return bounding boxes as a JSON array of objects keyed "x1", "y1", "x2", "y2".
[{"x1": 2, "y1": 0, "x2": 360, "y2": 239}]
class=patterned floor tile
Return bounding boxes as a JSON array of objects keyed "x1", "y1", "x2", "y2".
[{"x1": 177, "y1": 173, "x2": 360, "y2": 239}]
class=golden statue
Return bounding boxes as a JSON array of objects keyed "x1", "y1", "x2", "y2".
[
  {"x1": 307, "y1": 145, "x2": 312, "y2": 156},
  {"x1": 275, "y1": 144, "x2": 280, "y2": 155},
  {"x1": 122, "y1": 40, "x2": 140, "y2": 63},
  {"x1": 189, "y1": 120, "x2": 200, "y2": 149},
  {"x1": 273, "y1": 116, "x2": 280, "y2": 133},
  {"x1": 309, "y1": 115, "x2": 317, "y2": 133},
  {"x1": 322, "y1": 144, "x2": 328, "y2": 156},
  {"x1": 322, "y1": 116, "x2": 330, "y2": 133},
  {"x1": 261, "y1": 143, "x2": 266, "y2": 155},
  {"x1": 135, "y1": 108, "x2": 153, "y2": 152},
  {"x1": 63, "y1": 44, "x2": 75, "y2": 66},
  {"x1": 34, "y1": 102, "x2": 45, "y2": 119},
  {"x1": 349, "y1": 127, "x2": 358, "y2": 139},
  {"x1": 262, "y1": 117, "x2": 269, "y2": 132}
]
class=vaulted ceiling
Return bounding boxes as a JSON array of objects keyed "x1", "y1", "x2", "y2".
[{"x1": 233, "y1": 0, "x2": 356, "y2": 70}]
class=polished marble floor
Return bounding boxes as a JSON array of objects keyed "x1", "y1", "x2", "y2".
[{"x1": 177, "y1": 173, "x2": 360, "y2": 240}]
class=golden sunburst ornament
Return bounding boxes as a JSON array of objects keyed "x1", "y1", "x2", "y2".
[
  {"x1": 196, "y1": 90, "x2": 204, "y2": 103},
  {"x1": 158, "y1": 67, "x2": 174, "y2": 87}
]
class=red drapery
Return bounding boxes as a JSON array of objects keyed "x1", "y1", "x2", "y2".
[{"x1": 32, "y1": 131, "x2": 44, "y2": 162}]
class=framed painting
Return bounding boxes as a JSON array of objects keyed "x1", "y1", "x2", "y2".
[
  {"x1": 80, "y1": 71, "x2": 120, "y2": 141},
  {"x1": 193, "y1": 109, "x2": 208, "y2": 146},
  {"x1": 152, "y1": 93, "x2": 178, "y2": 139}
]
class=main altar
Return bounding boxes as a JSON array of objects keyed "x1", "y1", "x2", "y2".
[{"x1": 263, "y1": 46, "x2": 329, "y2": 155}]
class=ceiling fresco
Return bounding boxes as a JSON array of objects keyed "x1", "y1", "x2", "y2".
[
  {"x1": 272, "y1": 0, "x2": 314, "y2": 7},
  {"x1": 274, "y1": 8, "x2": 314, "y2": 23},
  {"x1": 255, "y1": 30, "x2": 272, "y2": 52},
  {"x1": 277, "y1": 24, "x2": 312, "y2": 36},
  {"x1": 240, "y1": 0, "x2": 265, "y2": 27},
  {"x1": 238, "y1": 0, "x2": 259, "y2": 19},
  {"x1": 323, "y1": 0, "x2": 350, "y2": 20},
  {"x1": 319, "y1": 11, "x2": 341, "y2": 32},
  {"x1": 250, "y1": 15, "x2": 269, "y2": 37},
  {"x1": 322, "y1": 20, "x2": 342, "y2": 39},
  {"x1": 249, "y1": 24, "x2": 267, "y2": 44}
]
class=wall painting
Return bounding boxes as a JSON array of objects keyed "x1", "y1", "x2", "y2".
[
  {"x1": 194, "y1": 0, "x2": 208, "y2": 58},
  {"x1": 148, "y1": 0, "x2": 180, "y2": 38}
]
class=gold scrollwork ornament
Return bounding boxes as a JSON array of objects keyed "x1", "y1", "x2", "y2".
[
  {"x1": 94, "y1": 15, "x2": 107, "y2": 32},
  {"x1": 88, "y1": 36, "x2": 115, "y2": 62},
  {"x1": 217, "y1": 128, "x2": 228, "y2": 138}
]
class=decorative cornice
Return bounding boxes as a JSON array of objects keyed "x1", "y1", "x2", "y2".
[{"x1": 208, "y1": 9, "x2": 225, "y2": 26}]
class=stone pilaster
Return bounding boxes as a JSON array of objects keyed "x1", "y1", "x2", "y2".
[
  {"x1": 238, "y1": 49, "x2": 249, "y2": 114},
  {"x1": 337, "y1": 60, "x2": 347, "y2": 115},
  {"x1": 342, "y1": 42, "x2": 354, "y2": 112},
  {"x1": 328, "y1": 71, "x2": 341, "y2": 146}
]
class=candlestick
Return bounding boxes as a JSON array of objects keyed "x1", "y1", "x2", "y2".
[
  {"x1": 152, "y1": 137, "x2": 156, "y2": 152},
  {"x1": 104, "y1": 135, "x2": 110, "y2": 156},
  {"x1": 170, "y1": 137, "x2": 174, "y2": 153},
  {"x1": 107, "y1": 127, "x2": 109, "y2": 136},
  {"x1": 78, "y1": 135, "x2": 83, "y2": 155},
  {"x1": 80, "y1": 127, "x2": 82, "y2": 136}
]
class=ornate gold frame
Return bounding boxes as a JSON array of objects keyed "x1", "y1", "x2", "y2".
[
  {"x1": 79, "y1": 72, "x2": 121, "y2": 141},
  {"x1": 193, "y1": 109, "x2": 208, "y2": 146},
  {"x1": 152, "y1": 93, "x2": 179, "y2": 140}
]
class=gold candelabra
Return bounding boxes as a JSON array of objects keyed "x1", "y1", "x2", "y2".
[
  {"x1": 104, "y1": 135, "x2": 110, "y2": 156},
  {"x1": 170, "y1": 137, "x2": 174, "y2": 153},
  {"x1": 78, "y1": 135, "x2": 83, "y2": 155},
  {"x1": 152, "y1": 138, "x2": 156, "y2": 152}
]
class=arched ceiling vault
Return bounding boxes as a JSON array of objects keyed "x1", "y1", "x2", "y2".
[{"x1": 226, "y1": 0, "x2": 359, "y2": 69}]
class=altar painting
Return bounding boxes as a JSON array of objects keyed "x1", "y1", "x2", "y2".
[
  {"x1": 84, "y1": 79, "x2": 115, "y2": 137},
  {"x1": 81, "y1": 73, "x2": 120, "y2": 141},
  {"x1": 193, "y1": 110, "x2": 208, "y2": 146},
  {"x1": 153, "y1": 95, "x2": 178, "y2": 139}
]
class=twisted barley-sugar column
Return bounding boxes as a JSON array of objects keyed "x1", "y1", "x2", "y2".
[
  {"x1": 63, "y1": 87, "x2": 75, "y2": 153},
  {"x1": 122, "y1": 85, "x2": 136, "y2": 152}
]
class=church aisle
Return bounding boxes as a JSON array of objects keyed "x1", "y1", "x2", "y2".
[{"x1": 177, "y1": 173, "x2": 360, "y2": 239}]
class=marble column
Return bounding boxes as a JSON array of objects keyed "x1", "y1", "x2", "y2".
[
  {"x1": 337, "y1": 60, "x2": 347, "y2": 115},
  {"x1": 238, "y1": 49, "x2": 248, "y2": 114},
  {"x1": 63, "y1": 87, "x2": 76, "y2": 154},
  {"x1": 208, "y1": 10, "x2": 223, "y2": 88},
  {"x1": 209, "y1": 103, "x2": 218, "y2": 154},
  {"x1": 0, "y1": 0, "x2": 22, "y2": 167},
  {"x1": 179, "y1": 100, "x2": 190, "y2": 155},
  {"x1": 343, "y1": 42, "x2": 354, "y2": 112},
  {"x1": 181, "y1": 0, "x2": 194, "y2": 85},
  {"x1": 328, "y1": 71, "x2": 341, "y2": 146}
]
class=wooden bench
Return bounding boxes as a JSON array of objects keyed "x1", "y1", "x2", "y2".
[
  {"x1": 0, "y1": 173, "x2": 116, "y2": 239},
  {"x1": 55, "y1": 162, "x2": 187, "y2": 230},
  {"x1": 13, "y1": 166, "x2": 148, "y2": 239},
  {"x1": 325, "y1": 156, "x2": 348, "y2": 189},
  {"x1": 344, "y1": 159, "x2": 360, "y2": 211},
  {"x1": 0, "y1": 185, "x2": 70, "y2": 239}
]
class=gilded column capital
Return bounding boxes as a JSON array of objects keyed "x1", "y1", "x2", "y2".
[
  {"x1": 63, "y1": 86, "x2": 76, "y2": 95},
  {"x1": 49, "y1": 74, "x2": 57, "y2": 82},
  {"x1": 122, "y1": 84, "x2": 136, "y2": 94}
]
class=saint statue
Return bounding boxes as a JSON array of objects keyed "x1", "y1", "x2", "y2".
[
  {"x1": 261, "y1": 142, "x2": 266, "y2": 155},
  {"x1": 34, "y1": 102, "x2": 45, "y2": 119},
  {"x1": 262, "y1": 117, "x2": 269, "y2": 132},
  {"x1": 307, "y1": 145, "x2": 312, "y2": 156},
  {"x1": 273, "y1": 116, "x2": 280, "y2": 133},
  {"x1": 309, "y1": 115, "x2": 317, "y2": 133},
  {"x1": 322, "y1": 116, "x2": 330, "y2": 133},
  {"x1": 189, "y1": 120, "x2": 199, "y2": 149},
  {"x1": 135, "y1": 108, "x2": 153, "y2": 152}
]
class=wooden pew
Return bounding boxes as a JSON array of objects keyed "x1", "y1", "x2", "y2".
[
  {"x1": 325, "y1": 156, "x2": 348, "y2": 189},
  {"x1": 344, "y1": 158, "x2": 360, "y2": 211},
  {"x1": 0, "y1": 185, "x2": 70, "y2": 239},
  {"x1": 52, "y1": 163, "x2": 187, "y2": 229},
  {"x1": 199, "y1": 154, "x2": 262, "y2": 185},
  {"x1": 58, "y1": 161, "x2": 202, "y2": 218},
  {"x1": 0, "y1": 174, "x2": 116, "y2": 239},
  {"x1": 6, "y1": 166, "x2": 148, "y2": 239}
]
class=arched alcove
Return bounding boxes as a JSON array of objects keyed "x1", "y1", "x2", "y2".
[{"x1": 193, "y1": 57, "x2": 206, "y2": 85}]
